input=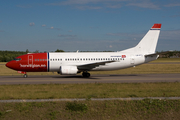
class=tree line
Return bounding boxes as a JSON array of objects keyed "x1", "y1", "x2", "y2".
[
  {"x1": 158, "y1": 51, "x2": 180, "y2": 58},
  {"x1": 0, "y1": 50, "x2": 180, "y2": 62},
  {"x1": 0, "y1": 51, "x2": 26, "y2": 62},
  {"x1": 0, "y1": 49, "x2": 64, "y2": 62}
]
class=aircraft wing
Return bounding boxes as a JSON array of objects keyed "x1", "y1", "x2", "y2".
[
  {"x1": 145, "y1": 51, "x2": 173, "y2": 57},
  {"x1": 77, "y1": 61, "x2": 115, "y2": 71}
]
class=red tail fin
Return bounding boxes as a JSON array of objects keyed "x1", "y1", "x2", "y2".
[{"x1": 151, "y1": 24, "x2": 161, "y2": 29}]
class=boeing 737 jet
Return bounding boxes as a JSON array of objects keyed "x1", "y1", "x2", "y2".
[{"x1": 6, "y1": 24, "x2": 162, "y2": 78}]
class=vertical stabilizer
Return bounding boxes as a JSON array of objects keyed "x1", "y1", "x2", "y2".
[{"x1": 134, "y1": 24, "x2": 161, "y2": 54}]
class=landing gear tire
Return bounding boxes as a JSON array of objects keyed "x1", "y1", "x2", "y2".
[
  {"x1": 23, "y1": 74, "x2": 28, "y2": 78},
  {"x1": 82, "y1": 72, "x2": 90, "y2": 78}
]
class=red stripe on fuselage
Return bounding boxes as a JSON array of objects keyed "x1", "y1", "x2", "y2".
[{"x1": 6, "y1": 53, "x2": 48, "y2": 72}]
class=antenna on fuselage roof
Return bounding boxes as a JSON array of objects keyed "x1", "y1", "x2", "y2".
[{"x1": 76, "y1": 50, "x2": 79, "y2": 53}]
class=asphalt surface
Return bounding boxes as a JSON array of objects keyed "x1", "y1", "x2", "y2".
[{"x1": 0, "y1": 73, "x2": 180, "y2": 85}]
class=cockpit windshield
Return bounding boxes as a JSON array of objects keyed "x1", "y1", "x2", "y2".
[{"x1": 14, "y1": 58, "x2": 21, "y2": 61}]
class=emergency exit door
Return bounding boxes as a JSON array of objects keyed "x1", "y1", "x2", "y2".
[{"x1": 28, "y1": 55, "x2": 33, "y2": 65}]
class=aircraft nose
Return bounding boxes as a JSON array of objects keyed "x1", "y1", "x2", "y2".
[
  {"x1": 6, "y1": 61, "x2": 12, "y2": 68},
  {"x1": 6, "y1": 60, "x2": 20, "y2": 71},
  {"x1": 6, "y1": 61, "x2": 16, "y2": 70}
]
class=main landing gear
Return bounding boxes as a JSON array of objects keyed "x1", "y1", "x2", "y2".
[{"x1": 82, "y1": 71, "x2": 90, "y2": 78}]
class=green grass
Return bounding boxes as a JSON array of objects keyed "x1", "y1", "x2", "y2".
[
  {"x1": 0, "y1": 83, "x2": 180, "y2": 100},
  {"x1": 153, "y1": 58, "x2": 180, "y2": 62},
  {"x1": 1, "y1": 59, "x2": 180, "y2": 119},
  {"x1": 0, "y1": 100, "x2": 180, "y2": 120}
]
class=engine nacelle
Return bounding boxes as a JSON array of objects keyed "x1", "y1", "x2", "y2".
[{"x1": 60, "y1": 66, "x2": 78, "y2": 75}]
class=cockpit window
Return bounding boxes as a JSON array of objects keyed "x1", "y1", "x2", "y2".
[{"x1": 14, "y1": 58, "x2": 21, "y2": 61}]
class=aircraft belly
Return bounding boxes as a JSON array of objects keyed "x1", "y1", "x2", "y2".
[
  {"x1": 49, "y1": 62, "x2": 85, "y2": 72},
  {"x1": 49, "y1": 62, "x2": 60, "y2": 71}
]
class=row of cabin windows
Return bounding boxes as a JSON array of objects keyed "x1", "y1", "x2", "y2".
[
  {"x1": 50, "y1": 58, "x2": 124, "y2": 61},
  {"x1": 34, "y1": 59, "x2": 62, "y2": 61},
  {"x1": 34, "y1": 58, "x2": 124, "y2": 62},
  {"x1": 34, "y1": 59, "x2": 47, "y2": 61}
]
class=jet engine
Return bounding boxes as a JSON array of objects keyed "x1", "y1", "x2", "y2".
[{"x1": 60, "y1": 66, "x2": 78, "y2": 75}]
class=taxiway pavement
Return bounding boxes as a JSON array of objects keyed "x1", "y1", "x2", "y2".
[{"x1": 0, "y1": 73, "x2": 180, "y2": 85}]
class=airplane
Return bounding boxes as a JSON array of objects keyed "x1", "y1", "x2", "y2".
[{"x1": 6, "y1": 23, "x2": 162, "y2": 78}]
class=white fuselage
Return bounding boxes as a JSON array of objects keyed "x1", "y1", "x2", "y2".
[{"x1": 48, "y1": 52, "x2": 158, "y2": 72}]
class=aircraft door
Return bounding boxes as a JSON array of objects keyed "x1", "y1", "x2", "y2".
[{"x1": 28, "y1": 55, "x2": 33, "y2": 65}]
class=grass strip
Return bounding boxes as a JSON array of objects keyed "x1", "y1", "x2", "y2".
[
  {"x1": 0, "y1": 83, "x2": 180, "y2": 100},
  {"x1": 0, "y1": 99, "x2": 180, "y2": 120},
  {"x1": 151, "y1": 58, "x2": 180, "y2": 62}
]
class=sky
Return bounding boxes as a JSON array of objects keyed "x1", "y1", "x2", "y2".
[{"x1": 0, "y1": 0, "x2": 180, "y2": 52}]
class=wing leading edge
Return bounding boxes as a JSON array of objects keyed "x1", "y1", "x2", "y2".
[{"x1": 77, "y1": 61, "x2": 115, "y2": 71}]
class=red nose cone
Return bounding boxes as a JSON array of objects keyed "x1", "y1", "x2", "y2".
[
  {"x1": 6, "y1": 61, "x2": 16, "y2": 70},
  {"x1": 6, "y1": 62, "x2": 11, "y2": 68}
]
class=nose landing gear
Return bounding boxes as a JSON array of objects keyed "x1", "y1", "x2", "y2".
[
  {"x1": 18, "y1": 71, "x2": 28, "y2": 78},
  {"x1": 23, "y1": 74, "x2": 28, "y2": 78}
]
